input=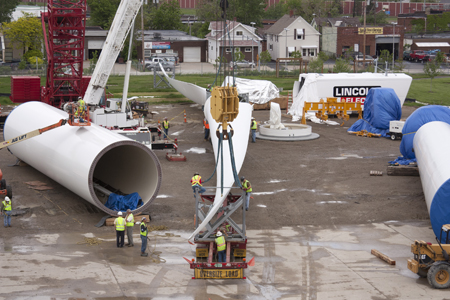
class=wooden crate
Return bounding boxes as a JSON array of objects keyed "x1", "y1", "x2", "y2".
[{"x1": 251, "y1": 97, "x2": 288, "y2": 110}]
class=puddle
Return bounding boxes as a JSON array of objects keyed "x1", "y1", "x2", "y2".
[
  {"x1": 35, "y1": 234, "x2": 59, "y2": 245},
  {"x1": 257, "y1": 204, "x2": 267, "y2": 208},
  {"x1": 318, "y1": 201, "x2": 347, "y2": 204},
  {"x1": 171, "y1": 130, "x2": 184, "y2": 136},
  {"x1": 252, "y1": 189, "x2": 286, "y2": 196},
  {"x1": 157, "y1": 194, "x2": 170, "y2": 198},
  {"x1": 268, "y1": 179, "x2": 286, "y2": 183},
  {"x1": 185, "y1": 147, "x2": 206, "y2": 154},
  {"x1": 190, "y1": 104, "x2": 200, "y2": 107}
]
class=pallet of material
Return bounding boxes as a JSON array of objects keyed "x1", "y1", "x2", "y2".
[
  {"x1": 251, "y1": 97, "x2": 288, "y2": 110},
  {"x1": 387, "y1": 165, "x2": 419, "y2": 176},
  {"x1": 105, "y1": 214, "x2": 149, "y2": 226}
]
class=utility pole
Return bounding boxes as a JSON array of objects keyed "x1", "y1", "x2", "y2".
[
  {"x1": 250, "y1": 22, "x2": 255, "y2": 71},
  {"x1": 363, "y1": 0, "x2": 368, "y2": 64},
  {"x1": 284, "y1": 28, "x2": 289, "y2": 68},
  {"x1": 141, "y1": 0, "x2": 147, "y2": 70}
]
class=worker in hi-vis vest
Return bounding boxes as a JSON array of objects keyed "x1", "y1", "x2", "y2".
[
  {"x1": 191, "y1": 172, "x2": 206, "y2": 196},
  {"x1": 163, "y1": 117, "x2": 169, "y2": 139},
  {"x1": 125, "y1": 209, "x2": 134, "y2": 247},
  {"x1": 250, "y1": 117, "x2": 257, "y2": 143},
  {"x1": 140, "y1": 217, "x2": 149, "y2": 257},
  {"x1": 1, "y1": 196, "x2": 12, "y2": 227},
  {"x1": 114, "y1": 211, "x2": 125, "y2": 248},
  {"x1": 75, "y1": 97, "x2": 86, "y2": 122},
  {"x1": 215, "y1": 231, "x2": 226, "y2": 263},
  {"x1": 203, "y1": 118, "x2": 210, "y2": 141},
  {"x1": 241, "y1": 176, "x2": 252, "y2": 211}
]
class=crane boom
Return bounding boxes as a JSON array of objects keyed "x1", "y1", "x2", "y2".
[{"x1": 83, "y1": 0, "x2": 143, "y2": 105}]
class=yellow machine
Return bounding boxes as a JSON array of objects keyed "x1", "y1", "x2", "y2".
[
  {"x1": 408, "y1": 224, "x2": 450, "y2": 288},
  {"x1": 210, "y1": 85, "x2": 239, "y2": 137},
  {"x1": 301, "y1": 98, "x2": 362, "y2": 126}
]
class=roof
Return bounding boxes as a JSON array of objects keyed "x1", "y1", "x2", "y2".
[
  {"x1": 314, "y1": 17, "x2": 361, "y2": 27},
  {"x1": 265, "y1": 14, "x2": 298, "y2": 35},
  {"x1": 137, "y1": 30, "x2": 205, "y2": 42},
  {"x1": 206, "y1": 20, "x2": 261, "y2": 42}
]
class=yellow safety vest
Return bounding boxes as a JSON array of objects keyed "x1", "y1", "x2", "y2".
[
  {"x1": 76, "y1": 99, "x2": 85, "y2": 116},
  {"x1": 126, "y1": 213, "x2": 134, "y2": 227},
  {"x1": 216, "y1": 236, "x2": 226, "y2": 252},
  {"x1": 163, "y1": 120, "x2": 169, "y2": 129},
  {"x1": 115, "y1": 217, "x2": 125, "y2": 231},
  {"x1": 242, "y1": 180, "x2": 252, "y2": 193},
  {"x1": 251, "y1": 120, "x2": 257, "y2": 130},
  {"x1": 191, "y1": 175, "x2": 202, "y2": 186},
  {"x1": 140, "y1": 223, "x2": 148, "y2": 236},
  {"x1": 2, "y1": 201, "x2": 11, "y2": 211}
]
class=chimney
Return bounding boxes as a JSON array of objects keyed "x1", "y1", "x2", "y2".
[
  {"x1": 290, "y1": 10, "x2": 294, "y2": 17},
  {"x1": 234, "y1": 17, "x2": 237, "y2": 21}
]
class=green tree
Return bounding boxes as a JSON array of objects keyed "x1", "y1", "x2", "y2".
[
  {"x1": 148, "y1": 0, "x2": 182, "y2": 30},
  {"x1": 86, "y1": 0, "x2": 120, "y2": 29},
  {"x1": 378, "y1": 49, "x2": 392, "y2": 67},
  {"x1": 318, "y1": 51, "x2": 329, "y2": 62},
  {"x1": 263, "y1": 2, "x2": 287, "y2": 19},
  {"x1": 215, "y1": 56, "x2": 227, "y2": 70},
  {"x1": 197, "y1": 0, "x2": 265, "y2": 26},
  {"x1": 232, "y1": 50, "x2": 244, "y2": 62},
  {"x1": 196, "y1": 0, "x2": 221, "y2": 23},
  {"x1": 2, "y1": 12, "x2": 43, "y2": 55},
  {"x1": 285, "y1": 0, "x2": 340, "y2": 22},
  {"x1": 308, "y1": 58, "x2": 324, "y2": 73},
  {"x1": 424, "y1": 60, "x2": 440, "y2": 92},
  {"x1": 259, "y1": 50, "x2": 271, "y2": 70},
  {"x1": 435, "y1": 52, "x2": 446, "y2": 64},
  {"x1": 333, "y1": 58, "x2": 351, "y2": 73},
  {"x1": 0, "y1": 0, "x2": 20, "y2": 23},
  {"x1": 364, "y1": 11, "x2": 387, "y2": 25}
]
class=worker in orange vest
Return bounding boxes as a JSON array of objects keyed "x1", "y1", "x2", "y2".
[{"x1": 203, "y1": 118, "x2": 210, "y2": 141}]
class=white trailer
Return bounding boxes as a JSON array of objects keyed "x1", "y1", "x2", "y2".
[{"x1": 289, "y1": 73, "x2": 413, "y2": 121}]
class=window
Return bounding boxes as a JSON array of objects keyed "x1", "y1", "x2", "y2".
[
  {"x1": 166, "y1": 49, "x2": 173, "y2": 53},
  {"x1": 303, "y1": 49, "x2": 307, "y2": 56},
  {"x1": 276, "y1": 36, "x2": 278, "y2": 42},
  {"x1": 245, "y1": 48, "x2": 251, "y2": 52},
  {"x1": 269, "y1": 44, "x2": 273, "y2": 51},
  {"x1": 226, "y1": 48, "x2": 231, "y2": 53},
  {"x1": 296, "y1": 28, "x2": 305, "y2": 40},
  {"x1": 309, "y1": 49, "x2": 315, "y2": 56},
  {"x1": 270, "y1": 35, "x2": 273, "y2": 41},
  {"x1": 211, "y1": 46, "x2": 213, "y2": 50},
  {"x1": 236, "y1": 31, "x2": 243, "y2": 36}
]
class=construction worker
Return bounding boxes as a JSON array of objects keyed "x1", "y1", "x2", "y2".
[
  {"x1": 163, "y1": 117, "x2": 170, "y2": 139},
  {"x1": 140, "y1": 217, "x2": 149, "y2": 257},
  {"x1": 191, "y1": 172, "x2": 206, "y2": 197},
  {"x1": 75, "y1": 96, "x2": 86, "y2": 122},
  {"x1": 1, "y1": 196, "x2": 12, "y2": 227},
  {"x1": 215, "y1": 231, "x2": 226, "y2": 263},
  {"x1": 241, "y1": 176, "x2": 252, "y2": 211},
  {"x1": 250, "y1": 117, "x2": 257, "y2": 143},
  {"x1": 203, "y1": 118, "x2": 210, "y2": 141},
  {"x1": 114, "y1": 211, "x2": 125, "y2": 248},
  {"x1": 125, "y1": 209, "x2": 134, "y2": 247}
]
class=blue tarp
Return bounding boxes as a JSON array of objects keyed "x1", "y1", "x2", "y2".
[
  {"x1": 348, "y1": 88, "x2": 402, "y2": 137},
  {"x1": 400, "y1": 105, "x2": 450, "y2": 159},
  {"x1": 104, "y1": 192, "x2": 143, "y2": 212},
  {"x1": 388, "y1": 156, "x2": 417, "y2": 165}
]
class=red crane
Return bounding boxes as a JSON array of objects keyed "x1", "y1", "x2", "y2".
[{"x1": 40, "y1": 0, "x2": 86, "y2": 108}]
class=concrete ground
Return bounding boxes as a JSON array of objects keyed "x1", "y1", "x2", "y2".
[{"x1": 0, "y1": 102, "x2": 439, "y2": 299}]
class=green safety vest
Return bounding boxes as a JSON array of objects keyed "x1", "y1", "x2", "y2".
[
  {"x1": 126, "y1": 213, "x2": 134, "y2": 227},
  {"x1": 191, "y1": 175, "x2": 202, "y2": 186},
  {"x1": 140, "y1": 222, "x2": 148, "y2": 236},
  {"x1": 216, "y1": 236, "x2": 226, "y2": 252},
  {"x1": 251, "y1": 120, "x2": 257, "y2": 130},
  {"x1": 76, "y1": 99, "x2": 85, "y2": 114},
  {"x1": 163, "y1": 120, "x2": 169, "y2": 129},
  {"x1": 2, "y1": 201, "x2": 11, "y2": 211},
  {"x1": 242, "y1": 180, "x2": 252, "y2": 193},
  {"x1": 115, "y1": 217, "x2": 125, "y2": 231}
]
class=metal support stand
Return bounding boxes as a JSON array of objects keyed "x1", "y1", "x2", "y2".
[{"x1": 153, "y1": 67, "x2": 175, "y2": 88}]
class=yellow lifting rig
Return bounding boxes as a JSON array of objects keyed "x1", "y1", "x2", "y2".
[{"x1": 301, "y1": 98, "x2": 362, "y2": 126}]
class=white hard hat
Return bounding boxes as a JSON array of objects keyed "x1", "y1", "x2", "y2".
[
  {"x1": 4, "y1": 196, "x2": 10, "y2": 202},
  {"x1": 216, "y1": 231, "x2": 222, "y2": 237},
  {"x1": 117, "y1": 211, "x2": 122, "y2": 216}
]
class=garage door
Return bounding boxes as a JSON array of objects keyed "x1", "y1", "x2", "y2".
[{"x1": 183, "y1": 47, "x2": 201, "y2": 62}]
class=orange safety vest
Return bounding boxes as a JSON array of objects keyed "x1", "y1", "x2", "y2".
[
  {"x1": 191, "y1": 175, "x2": 202, "y2": 186},
  {"x1": 203, "y1": 120, "x2": 210, "y2": 129}
]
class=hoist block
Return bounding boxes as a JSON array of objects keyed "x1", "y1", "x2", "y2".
[{"x1": 210, "y1": 85, "x2": 239, "y2": 131}]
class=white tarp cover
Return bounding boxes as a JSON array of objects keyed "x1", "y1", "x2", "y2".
[
  {"x1": 289, "y1": 73, "x2": 319, "y2": 121},
  {"x1": 222, "y1": 76, "x2": 280, "y2": 104},
  {"x1": 268, "y1": 102, "x2": 285, "y2": 129}
]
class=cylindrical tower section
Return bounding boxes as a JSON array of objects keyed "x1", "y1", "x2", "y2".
[
  {"x1": 4, "y1": 102, "x2": 162, "y2": 215},
  {"x1": 414, "y1": 121, "x2": 450, "y2": 241}
]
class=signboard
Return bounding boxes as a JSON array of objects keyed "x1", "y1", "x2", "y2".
[
  {"x1": 144, "y1": 42, "x2": 170, "y2": 49},
  {"x1": 358, "y1": 27, "x2": 383, "y2": 35},
  {"x1": 195, "y1": 268, "x2": 243, "y2": 279},
  {"x1": 333, "y1": 86, "x2": 381, "y2": 103}
]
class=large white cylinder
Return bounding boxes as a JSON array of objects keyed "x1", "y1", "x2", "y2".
[
  {"x1": 414, "y1": 121, "x2": 450, "y2": 241},
  {"x1": 4, "y1": 102, "x2": 162, "y2": 215}
]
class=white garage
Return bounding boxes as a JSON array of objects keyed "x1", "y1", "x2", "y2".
[{"x1": 183, "y1": 47, "x2": 201, "y2": 62}]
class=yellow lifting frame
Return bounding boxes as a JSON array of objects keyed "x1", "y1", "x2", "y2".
[
  {"x1": 210, "y1": 85, "x2": 239, "y2": 132},
  {"x1": 301, "y1": 98, "x2": 363, "y2": 126}
]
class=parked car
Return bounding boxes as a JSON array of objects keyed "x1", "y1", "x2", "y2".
[
  {"x1": 230, "y1": 60, "x2": 256, "y2": 68},
  {"x1": 410, "y1": 50, "x2": 430, "y2": 62},
  {"x1": 403, "y1": 50, "x2": 412, "y2": 61},
  {"x1": 145, "y1": 57, "x2": 174, "y2": 71},
  {"x1": 354, "y1": 54, "x2": 375, "y2": 64}
]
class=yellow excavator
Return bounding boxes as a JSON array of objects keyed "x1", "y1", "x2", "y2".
[{"x1": 408, "y1": 224, "x2": 450, "y2": 288}]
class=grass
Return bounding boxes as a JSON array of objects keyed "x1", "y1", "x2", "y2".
[{"x1": 1, "y1": 71, "x2": 449, "y2": 107}]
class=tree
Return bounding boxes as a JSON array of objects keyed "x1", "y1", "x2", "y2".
[
  {"x1": 0, "y1": 0, "x2": 20, "y2": 24},
  {"x1": 232, "y1": 50, "x2": 244, "y2": 62},
  {"x1": 285, "y1": 0, "x2": 340, "y2": 22},
  {"x1": 259, "y1": 50, "x2": 271, "y2": 71},
  {"x1": 2, "y1": 12, "x2": 43, "y2": 56},
  {"x1": 197, "y1": 0, "x2": 222, "y2": 23},
  {"x1": 86, "y1": 0, "x2": 120, "y2": 29},
  {"x1": 424, "y1": 60, "x2": 440, "y2": 92},
  {"x1": 197, "y1": 0, "x2": 265, "y2": 26},
  {"x1": 333, "y1": 58, "x2": 351, "y2": 73},
  {"x1": 263, "y1": 2, "x2": 287, "y2": 19},
  {"x1": 148, "y1": 0, "x2": 182, "y2": 30},
  {"x1": 215, "y1": 56, "x2": 227, "y2": 70},
  {"x1": 308, "y1": 58, "x2": 324, "y2": 73},
  {"x1": 378, "y1": 49, "x2": 392, "y2": 67}
]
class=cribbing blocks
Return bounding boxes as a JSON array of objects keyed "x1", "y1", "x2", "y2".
[{"x1": 166, "y1": 152, "x2": 186, "y2": 161}]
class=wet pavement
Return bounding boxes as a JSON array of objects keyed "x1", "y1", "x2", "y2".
[{"x1": 1, "y1": 221, "x2": 445, "y2": 299}]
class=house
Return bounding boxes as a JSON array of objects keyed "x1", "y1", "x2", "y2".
[
  {"x1": 265, "y1": 13, "x2": 320, "y2": 61},
  {"x1": 206, "y1": 20, "x2": 262, "y2": 64}
]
